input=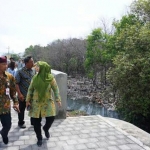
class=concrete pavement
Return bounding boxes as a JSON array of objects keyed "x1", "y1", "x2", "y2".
[{"x1": 0, "y1": 106, "x2": 150, "y2": 150}]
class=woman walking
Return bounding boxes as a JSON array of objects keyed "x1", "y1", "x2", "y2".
[{"x1": 26, "y1": 61, "x2": 61, "y2": 147}]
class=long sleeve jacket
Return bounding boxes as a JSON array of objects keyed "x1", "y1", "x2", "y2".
[
  {"x1": 26, "y1": 78, "x2": 61, "y2": 118},
  {"x1": 0, "y1": 72, "x2": 18, "y2": 114}
]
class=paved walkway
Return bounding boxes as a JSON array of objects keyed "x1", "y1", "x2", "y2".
[{"x1": 0, "y1": 107, "x2": 150, "y2": 150}]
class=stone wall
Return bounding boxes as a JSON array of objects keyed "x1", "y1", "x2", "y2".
[{"x1": 52, "y1": 69, "x2": 67, "y2": 119}]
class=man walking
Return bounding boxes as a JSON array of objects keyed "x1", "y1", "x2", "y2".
[
  {"x1": 15, "y1": 55, "x2": 35, "y2": 128},
  {"x1": 0, "y1": 56, "x2": 19, "y2": 144}
]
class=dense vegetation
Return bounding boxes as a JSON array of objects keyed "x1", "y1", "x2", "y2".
[{"x1": 7, "y1": 0, "x2": 150, "y2": 132}]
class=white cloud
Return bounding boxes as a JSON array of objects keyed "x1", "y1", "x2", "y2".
[
  {"x1": 0, "y1": 35, "x2": 31, "y2": 55},
  {"x1": 0, "y1": 0, "x2": 134, "y2": 55},
  {"x1": 38, "y1": 26, "x2": 89, "y2": 40}
]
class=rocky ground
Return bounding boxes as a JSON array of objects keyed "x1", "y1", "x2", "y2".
[{"x1": 66, "y1": 76, "x2": 116, "y2": 116}]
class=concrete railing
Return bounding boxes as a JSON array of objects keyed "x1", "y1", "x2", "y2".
[{"x1": 51, "y1": 69, "x2": 67, "y2": 119}]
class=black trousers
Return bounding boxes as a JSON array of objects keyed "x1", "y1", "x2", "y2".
[
  {"x1": 18, "y1": 100, "x2": 34, "y2": 125},
  {"x1": 32, "y1": 116, "x2": 55, "y2": 140},
  {"x1": 0, "y1": 113, "x2": 11, "y2": 138}
]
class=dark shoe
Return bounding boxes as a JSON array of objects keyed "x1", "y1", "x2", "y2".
[
  {"x1": 37, "y1": 140, "x2": 42, "y2": 147},
  {"x1": 0, "y1": 131, "x2": 8, "y2": 144},
  {"x1": 18, "y1": 124, "x2": 26, "y2": 128},
  {"x1": 2, "y1": 137, "x2": 8, "y2": 144},
  {"x1": 43, "y1": 127, "x2": 50, "y2": 139}
]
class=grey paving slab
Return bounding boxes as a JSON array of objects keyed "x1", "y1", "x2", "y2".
[{"x1": 0, "y1": 105, "x2": 149, "y2": 150}]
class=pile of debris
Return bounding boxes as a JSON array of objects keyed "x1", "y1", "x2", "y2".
[{"x1": 67, "y1": 76, "x2": 116, "y2": 110}]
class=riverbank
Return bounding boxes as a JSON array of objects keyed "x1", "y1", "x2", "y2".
[{"x1": 67, "y1": 76, "x2": 115, "y2": 110}]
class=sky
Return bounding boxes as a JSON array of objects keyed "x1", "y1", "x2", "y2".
[{"x1": 0, "y1": 0, "x2": 134, "y2": 56}]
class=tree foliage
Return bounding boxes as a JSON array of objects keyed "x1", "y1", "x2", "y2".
[
  {"x1": 24, "y1": 38, "x2": 86, "y2": 76},
  {"x1": 131, "y1": 0, "x2": 150, "y2": 23},
  {"x1": 107, "y1": 0, "x2": 150, "y2": 131},
  {"x1": 84, "y1": 28, "x2": 111, "y2": 86}
]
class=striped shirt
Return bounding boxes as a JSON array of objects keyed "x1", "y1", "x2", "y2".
[{"x1": 15, "y1": 67, "x2": 36, "y2": 98}]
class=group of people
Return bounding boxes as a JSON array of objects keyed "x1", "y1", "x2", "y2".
[{"x1": 0, "y1": 55, "x2": 61, "y2": 147}]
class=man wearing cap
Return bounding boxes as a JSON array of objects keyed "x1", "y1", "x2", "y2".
[{"x1": 0, "y1": 56, "x2": 19, "y2": 144}]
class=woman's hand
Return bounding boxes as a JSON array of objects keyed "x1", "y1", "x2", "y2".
[
  {"x1": 57, "y1": 101, "x2": 62, "y2": 108},
  {"x1": 26, "y1": 101, "x2": 31, "y2": 107}
]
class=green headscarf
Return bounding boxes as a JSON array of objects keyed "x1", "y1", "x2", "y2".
[{"x1": 32, "y1": 61, "x2": 54, "y2": 102}]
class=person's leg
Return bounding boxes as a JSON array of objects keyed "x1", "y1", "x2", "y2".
[
  {"x1": 32, "y1": 117, "x2": 42, "y2": 146},
  {"x1": 43, "y1": 116, "x2": 55, "y2": 139},
  {"x1": 30, "y1": 117, "x2": 34, "y2": 126},
  {"x1": 0, "y1": 113, "x2": 11, "y2": 144},
  {"x1": 18, "y1": 100, "x2": 26, "y2": 128}
]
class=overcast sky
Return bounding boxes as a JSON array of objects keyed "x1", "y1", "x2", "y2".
[{"x1": 0, "y1": 0, "x2": 134, "y2": 55}]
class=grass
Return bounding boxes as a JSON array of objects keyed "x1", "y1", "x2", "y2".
[{"x1": 67, "y1": 110, "x2": 88, "y2": 117}]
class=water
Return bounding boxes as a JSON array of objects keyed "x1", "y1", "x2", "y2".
[{"x1": 67, "y1": 98, "x2": 119, "y2": 119}]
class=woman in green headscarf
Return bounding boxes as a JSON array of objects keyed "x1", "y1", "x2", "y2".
[{"x1": 26, "y1": 61, "x2": 61, "y2": 147}]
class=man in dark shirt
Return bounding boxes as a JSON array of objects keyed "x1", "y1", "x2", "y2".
[
  {"x1": 0, "y1": 56, "x2": 19, "y2": 144},
  {"x1": 15, "y1": 56, "x2": 35, "y2": 128}
]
